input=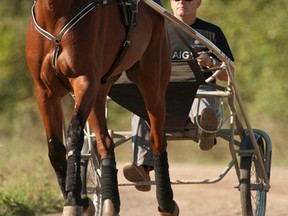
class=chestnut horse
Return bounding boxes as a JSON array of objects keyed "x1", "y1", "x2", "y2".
[{"x1": 26, "y1": 0, "x2": 178, "y2": 215}]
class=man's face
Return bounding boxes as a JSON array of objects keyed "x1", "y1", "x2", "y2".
[{"x1": 171, "y1": 0, "x2": 200, "y2": 19}]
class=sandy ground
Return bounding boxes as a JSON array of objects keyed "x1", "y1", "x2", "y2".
[{"x1": 44, "y1": 163, "x2": 288, "y2": 216}]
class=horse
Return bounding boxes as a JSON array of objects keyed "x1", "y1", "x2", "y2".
[{"x1": 25, "y1": 0, "x2": 179, "y2": 215}]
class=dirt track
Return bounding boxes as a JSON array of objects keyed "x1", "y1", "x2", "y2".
[
  {"x1": 45, "y1": 164, "x2": 288, "y2": 216},
  {"x1": 117, "y1": 164, "x2": 288, "y2": 216}
]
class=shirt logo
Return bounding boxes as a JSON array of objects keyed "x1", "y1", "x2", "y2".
[
  {"x1": 172, "y1": 51, "x2": 192, "y2": 60},
  {"x1": 171, "y1": 39, "x2": 207, "y2": 61}
]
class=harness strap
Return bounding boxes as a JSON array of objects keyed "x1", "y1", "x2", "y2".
[
  {"x1": 31, "y1": 0, "x2": 111, "y2": 91},
  {"x1": 100, "y1": 29, "x2": 133, "y2": 84},
  {"x1": 120, "y1": 0, "x2": 139, "y2": 26},
  {"x1": 31, "y1": 0, "x2": 137, "y2": 88},
  {"x1": 100, "y1": 0, "x2": 139, "y2": 84}
]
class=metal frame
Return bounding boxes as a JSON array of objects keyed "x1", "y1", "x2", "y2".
[{"x1": 83, "y1": 89, "x2": 271, "y2": 191}]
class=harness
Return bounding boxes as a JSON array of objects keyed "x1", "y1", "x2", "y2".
[{"x1": 31, "y1": 0, "x2": 139, "y2": 90}]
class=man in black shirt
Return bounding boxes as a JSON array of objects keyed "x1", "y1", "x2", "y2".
[{"x1": 123, "y1": 0, "x2": 234, "y2": 192}]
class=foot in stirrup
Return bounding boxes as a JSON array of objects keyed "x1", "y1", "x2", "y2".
[
  {"x1": 123, "y1": 162, "x2": 151, "y2": 192},
  {"x1": 198, "y1": 108, "x2": 218, "y2": 151}
]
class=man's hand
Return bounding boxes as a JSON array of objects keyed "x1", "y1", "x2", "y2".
[
  {"x1": 197, "y1": 51, "x2": 229, "y2": 81},
  {"x1": 197, "y1": 52, "x2": 215, "y2": 68}
]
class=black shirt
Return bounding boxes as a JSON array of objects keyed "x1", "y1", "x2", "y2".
[{"x1": 168, "y1": 18, "x2": 234, "y2": 82}]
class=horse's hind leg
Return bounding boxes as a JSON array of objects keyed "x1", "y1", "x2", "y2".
[
  {"x1": 129, "y1": 72, "x2": 178, "y2": 214},
  {"x1": 145, "y1": 96, "x2": 178, "y2": 215},
  {"x1": 129, "y1": 23, "x2": 178, "y2": 215},
  {"x1": 139, "y1": 79, "x2": 179, "y2": 215}
]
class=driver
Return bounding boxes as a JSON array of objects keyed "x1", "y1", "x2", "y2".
[{"x1": 123, "y1": 0, "x2": 234, "y2": 192}]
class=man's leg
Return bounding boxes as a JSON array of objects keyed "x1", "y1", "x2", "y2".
[
  {"x1": 131, "y1": 115, "x2": 154, "y2": 167},
  {"x1": 123, "y1": 114, "x2": 153, "y2": 191},
  {"x1": 189, "y1": 87, "x2": 220, "y2": 151}
]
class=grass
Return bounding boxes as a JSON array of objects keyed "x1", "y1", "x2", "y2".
[
  {"x1": 0, "y1": 185, "x2": 62, "y2": 216},
  {"x1": 0, "y1": 135, "x2": 63, "y2": 216}
]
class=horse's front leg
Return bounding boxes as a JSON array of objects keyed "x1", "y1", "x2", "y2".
[
  {"x1": 87, "y1": 89, "x2": 120, "y2": 215},
  {"x1": 35, "y1": 91, "x2": 68, "y2": 199},
  {"x1": 63, "y1": 79, "x2": 98, "y2": 216}
]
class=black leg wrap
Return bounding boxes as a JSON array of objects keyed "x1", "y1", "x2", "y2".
[
  {"x1": 154, "y1": 151, "x2": 174, "y2": 213},
  {"x1": 55, "y1": 170, "x2": 67, "y2": 199},
  {"x1": 101, "y1": 158, "x2": 120, "y2": 213},
  {"x1": 65, "y1": 152, "x2": 82, "y2": 206},
  {"x1": 80, "y1": 158, "x2": 89, "y2": 196},
  {"x1": 64, "y1": 116, "x2": 85, "y2": 206}
]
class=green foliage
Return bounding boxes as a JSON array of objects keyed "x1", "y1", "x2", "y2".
[
  {"x1": 0, "y1": 185, "x2": 62, "y2": 216},
  {"x1": 0, "y1": 1, "x2": 35, "y2": 138},
  {"x1": 0, "y1": 192, "x2": 34, "y2": 216},
  {"x1": 198, "y1": 0, "x2": 288, "y2": 119},
  {"x1": 0, "y1": 175, "x2": 62, "y2": 216},
  {"x1": 0, "y1": 133, "x2": 63, "y2": 216}
]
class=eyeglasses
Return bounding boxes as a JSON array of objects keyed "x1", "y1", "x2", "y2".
[{"x1": 172, "y1": 0, "x2": 194, "y2": 2}]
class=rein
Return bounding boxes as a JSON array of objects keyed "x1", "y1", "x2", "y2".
[{"x1": 31, "y1": 0, "x2": 137, "y2": 90}]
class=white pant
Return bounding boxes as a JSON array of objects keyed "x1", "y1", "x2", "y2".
[{"x1": 131, "y1": 86, "x2": 220, "y2": 167}]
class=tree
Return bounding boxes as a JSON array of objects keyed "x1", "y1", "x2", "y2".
[
  {"x1": 199, "y1": 0, "x2": 288, "y2": 120},
  {"x1": 0, "y1": 1, "x2": 39, "y2": 137}
]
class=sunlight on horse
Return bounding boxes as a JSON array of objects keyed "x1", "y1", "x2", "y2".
[{"x1": 26, "y1": 0, "x2": 178, "y2": 215}]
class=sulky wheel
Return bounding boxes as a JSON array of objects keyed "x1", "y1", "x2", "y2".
[{"x1": 239, "y1": 132, "x2": 271, "y2": 216}]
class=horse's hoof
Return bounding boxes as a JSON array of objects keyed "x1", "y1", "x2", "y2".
[
  {"x1": 158, "y1": 201, "x2": 179, "y2": 216},
  {"x1": 83, "y1": 197, "x2": 96, "y2": 216},
  {"x1": 62, "y1": 205, "x2": 83, "y2": 216},
  {"x1": 102, "y1": 199, "x2": 116, "y2": 216}
]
